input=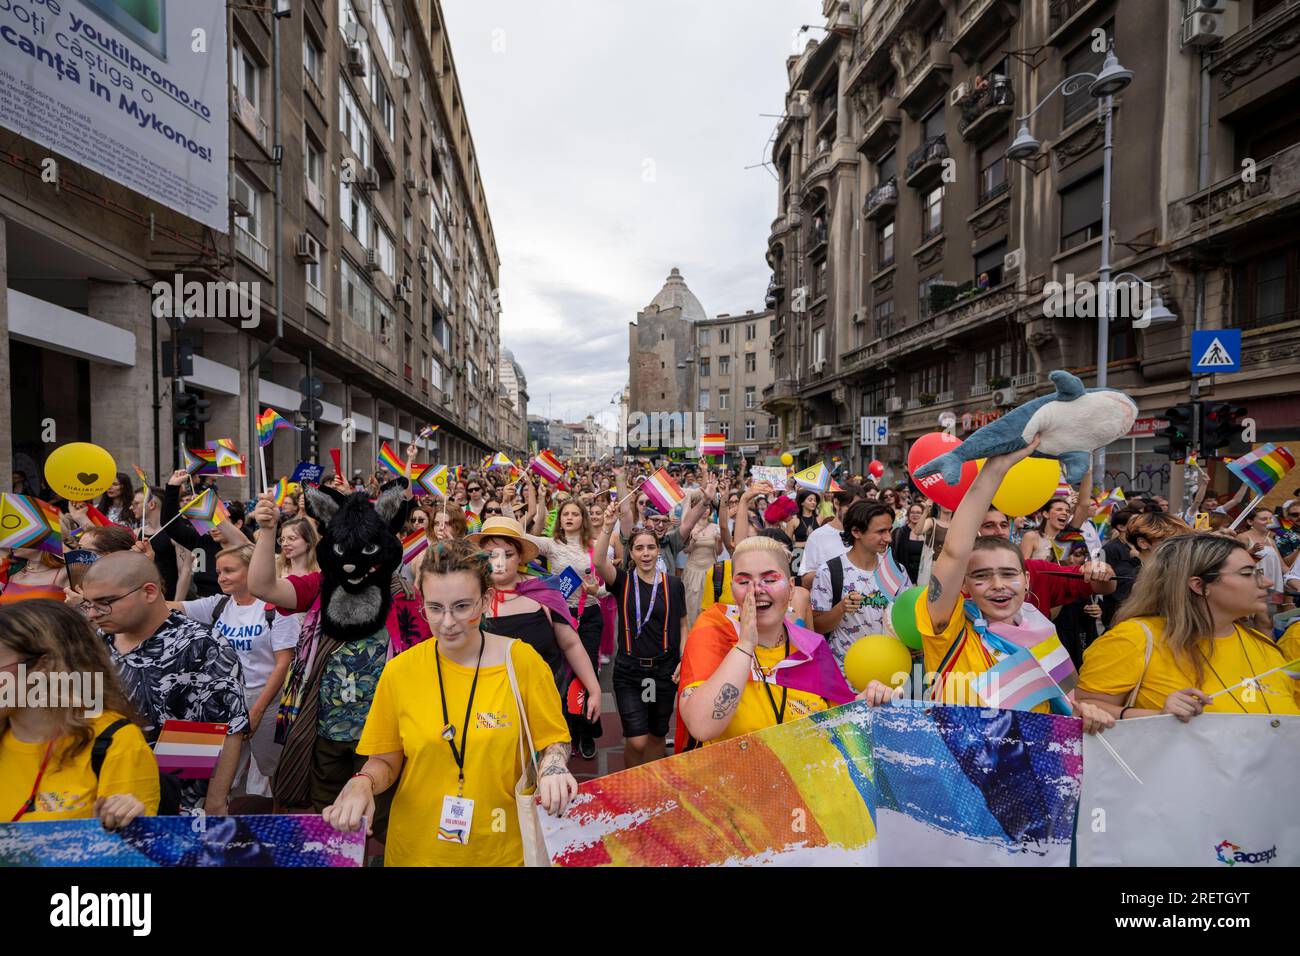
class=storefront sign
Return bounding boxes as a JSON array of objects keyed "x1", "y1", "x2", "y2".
[{"x1": 1126, "y1": 417, "x2": 1169, "y2": 438}]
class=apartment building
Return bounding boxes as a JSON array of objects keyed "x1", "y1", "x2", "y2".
[
  {"x1": 764, "y1": 0, "x2": 1300, "y2": 495},
  {"x1": 1, "y1": 0, "x2": 517, "y2": 495},
  {"x1": 694, "y1": 309, "x2": 780, "y2": 461}
]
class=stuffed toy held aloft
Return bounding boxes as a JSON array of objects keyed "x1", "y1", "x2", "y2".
[
  {"x1": 303, "y1": 478, "x2": 413, "y2": 642},
  {"x1": 912, "y1": 370, "x2": 1137, "y2": 486}
]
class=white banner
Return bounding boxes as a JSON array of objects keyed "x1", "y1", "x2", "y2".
[
  {"x1": 0, "y1": 0, "x2": 229, "y2": 231},
  {"x1": 1077, "y1": 713, "x2": 1300, "y2": 866}
]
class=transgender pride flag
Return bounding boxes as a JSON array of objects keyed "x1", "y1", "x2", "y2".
[
  {"x1": 967, "y1": 600, "x2": 1076, "y2": 714},
  {"x1": 873, "y1": 549, "x2": 909, "y2": 599}
]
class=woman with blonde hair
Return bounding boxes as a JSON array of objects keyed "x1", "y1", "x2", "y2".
[
  {"x1": 1077, "y1": 533, "x2": 1299, "y2": 720},
  {"x1": 0, "y1": 600, "x2": 159, "y2": 826},
  {"x1": 276, "y1": 516, "x2": 320, "y2": 579}
]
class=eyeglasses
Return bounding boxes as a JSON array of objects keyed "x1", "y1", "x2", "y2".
[
  {"x1": 423, "y1": 598, "x2": 482, "y2": 622},
  {"x1": 79, "y1": 583, "x2": 147, "y2": 616},
  {"x1": 1202, "y1": 567, "x2": 1269, "y2": 586}
]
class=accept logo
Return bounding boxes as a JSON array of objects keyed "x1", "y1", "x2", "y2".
[{"x1": 1215, "y1": 840, "x2": 1277, "y2": 865}]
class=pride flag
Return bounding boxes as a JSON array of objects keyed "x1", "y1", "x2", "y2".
[
  {"x1": 83, "y1": 504, "x2": 117, "y2": 528},
  {"x1": 400, "y1": 529, "x2": 429, "y2": 566},
  {"x1": 465, "y1": 512, "x2": 482, "y2": 534},
  {"x1": 418, "y1": 424, "x2": 440, "y2": 441},
  {"x1": 699, "y1": 433, "x2": 726, "y2": 457},
  {"x1": 180, "y1": 489, "x2": 229, "y2": 535},
  {"x1": 271, "y1": 478, "x2": 299, "y2": 506},
  {"x1": 0, "y1": 494, "x2": 62, "y2": 553},
  {"x1": 132, "y1": 465, "x2": 153, "y2": 519},
  {"x1": 153, "y1": 720, "x2": 227, "y2": 779},
  {"x1": 530, "y1": 450, "x2": 568, "y2": 487},
  {"x1": 376, "y1": 441, "x2": 407, "y2": 477},
  {"x1": 873, "y1": 548, "x2": 909, "y2": 599},
  {"x1": 641, "y1": 468, "x2": 686, "y2": 515},
  {"x1": 1092, "y1": 487, "x2": 1125, "y2": 526},
  {"x1": 792, "y1": 462, "x2": 831, "y2": 493},
  {"x1": 487, "y1": 453, "x2": 520, "y2": 480},
  {"x1": 416, "y1": 465, "x2": 448, "y2": 498},
  {"x1": 256, "y1": 408, "x2": 299, "y2": 448},
  {"x1": 1228, "y1": 444, "x2": 1296, "y2": 497},
  {"x1": 182, "y1": 446, "x2": 216, "y2": 476}
]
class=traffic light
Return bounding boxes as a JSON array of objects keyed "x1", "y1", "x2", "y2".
[
  {"x1": 173, "y1": 390, "x2": 211, "y2": 432},
  {"x1": 1153, "y1": 403, "x2": 1196, "y2": 459},
  {"x1": 1199, "y1": 402, "x2": 1246, "y2": 457}
]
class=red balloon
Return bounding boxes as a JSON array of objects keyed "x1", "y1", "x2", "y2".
[
  {"x1": 906, "y1": 433, "x2": 979, "y2": 511},
  {"x1": 868, "y1": 460, "x2": 884, "y2": 479}
]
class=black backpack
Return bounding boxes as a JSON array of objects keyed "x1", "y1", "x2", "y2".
[
  {"x1": 91, "y1": 719, "x2": 184, "y2": 816},
  {"x1": 211, "y1": 595, "x2": 277, "y2": 633},
  {"x1": 828, "y1": 554, "x2": 847, "y2": 607}
]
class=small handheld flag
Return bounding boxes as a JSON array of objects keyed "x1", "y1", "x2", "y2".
[
  {"x1": 0, "y1": 494, "x2": 62, "y2": 554},
  {"x1": 179, "y1": 489, "x2": 229, "y2": 535},
  {"x1": 416, "y1": 465, "x2": 448, "y2": 498},
  {"x1": 530, "y1": 450, "x2": 568, "y2": 488},
  {"x1": 153, "y1": 720, "x2": 228, "y2": 779},
  {"x1": 641, "y1": 468, "x2": 686, "y2": 515},
  {"x1": 792, "y1": 462, "x2": 831, "y2": 492},
  {"x1": 1227, "y1": 443, "x2": 1296, "y2": 497},
  {"x1": 418, "y1": 424, "x2": 440, "y2": 441},
  {"x1": 377, "y1": 441, "x2": 407, "y2": 477},
  {"x1": 271, "y1": 478, "x2": 299, "y2": 506},
  {"x1": 873, "y1": 549, "x2": 908, "y2": 599},
  {"x1": 401, "y1": 529, "x2": 429, "y2": 566},
  {"x1": 699, "y1": 434, "x2": 726, "y2": 457},
  {"x1": 256, "y1": 408, "x2": 300, "y2": 448}
]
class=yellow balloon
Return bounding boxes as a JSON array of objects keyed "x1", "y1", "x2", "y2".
[
  {"x1": 991, "y1": 456, "x2": 1063, "y2": 517},
  {"x1": 780, "y1": 452, "x2": 794, "y2": 467},
  {"x1": 44, "y1": 443, "x2": 117, "y2": 501},
  {"x1": 843, "y1": 634, "x2": 913, "y2": 693}
]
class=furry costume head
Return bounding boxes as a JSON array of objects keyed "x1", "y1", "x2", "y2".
[{"x1": 304, "y1": 478, "x2": 412, "y2": 641}]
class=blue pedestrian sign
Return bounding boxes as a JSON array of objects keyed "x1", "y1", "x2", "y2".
[{"x1": 1190, "y1": 329, "x2": 1241, "y2": 374}]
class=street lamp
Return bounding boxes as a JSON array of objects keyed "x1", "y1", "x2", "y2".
[
  {"x1": 1111, "y1": 272, "x2": 1177, "y2": 330},
  {"x1": 1007, "y1": 39, "x2": 1133, "y2": 478}
]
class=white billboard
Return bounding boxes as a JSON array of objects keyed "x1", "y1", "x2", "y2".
[{"x1": 0, "y1": 0, "x2": 229, "y2": 232}]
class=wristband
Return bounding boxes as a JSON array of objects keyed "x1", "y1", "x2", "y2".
[
  {"x1": 732, "y1": 645, "x2": 755, "y2": 661},
  {"x1": 1119, "y1": 706, "x2": 1132, "y2": 720},
  {"x1": 351, "y1": 771, "x2": 378, "y2": 792}
]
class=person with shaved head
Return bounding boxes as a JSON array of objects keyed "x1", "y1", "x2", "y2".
[{"x1": 80, "y1": 552, "x2": 248, "y2": 814}]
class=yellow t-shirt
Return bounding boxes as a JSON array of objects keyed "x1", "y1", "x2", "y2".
[
  {"x1": 1279, "y1": 622, "x2": 1300, "y2": 669},
  {"x1": 683, "y1": 642, "x2": 829, "y2": 744},
  {"x1": 1078, "y1": 616, "x2": 1300, "y2": 714},
  {"x1": 699, "y1": 562, "x2": 735, "y2": 612},
  {"x1": 0, "y1": 711, "x2": 160, "y2": 821},
  {"x1": 358, "y1": 637, "x2": 570, "y2": 867},
  {"x1": 917, "y1": 591, "x2": 1051, "y2": 713}
]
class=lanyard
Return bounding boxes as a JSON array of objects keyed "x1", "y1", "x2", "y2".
[
  {"x1": 633, "y1": 571, "x2": 661, "y2": 637},
  {"x1": 1200, "y1": 627, "x2": 1273, "y2": 715},
  {"x1": 623, "y1": 570, "x2": 669, "y2": 654},
  {"x1": 754, "y1": 635, "x2": 790, "y2": 725},
  {"x1": 434, "y1": 628, "x2": 486, "y2": 796},
  {"x1": 11, "y1": 740, "x2": 56, "y2": 822}
]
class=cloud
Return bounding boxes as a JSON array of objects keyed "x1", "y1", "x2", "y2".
[{"x1": 442, "y1": 0, "x2": 823, "y2": 431}]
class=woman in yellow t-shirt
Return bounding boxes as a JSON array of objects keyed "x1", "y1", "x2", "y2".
[
  {"x1": 322, "y1": 539, "x2": 575, "y2": 866},
  {"x1": 677, "y1": 536, "x2": 858, "y2": 748},
  {"x1": 1078, "y1": 533, "x2": 1300, "y2": 720},
  {"x1": 0, "y1": 601, "x2": 159, "y2": 827}
]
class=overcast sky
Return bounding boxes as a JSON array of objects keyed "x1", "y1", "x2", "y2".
[{"x1": 442, "y1": 0, "x2": 824, "y2": 432}]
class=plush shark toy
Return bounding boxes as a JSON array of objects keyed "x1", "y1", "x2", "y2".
[{"x1": 912, "y1": 370, "x2": 1137, "y2": 486}]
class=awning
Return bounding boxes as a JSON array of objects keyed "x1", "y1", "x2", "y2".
[{"x1": 786, "y1": 446, "x2": 809, "y2": 456}]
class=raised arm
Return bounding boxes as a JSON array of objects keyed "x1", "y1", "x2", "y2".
[
  {"x1": 247, "y1": 493, "x2": 299, "y2": 609},
  {"x1": 679, "y1": 478, "x2": 714, "y2": 541},
  {"x1": 593, "y1": 502, "x2": 620, "y2": 585},
  {"x1": 1071, "y1": 469, "x2": 1093, "y2": 529}
]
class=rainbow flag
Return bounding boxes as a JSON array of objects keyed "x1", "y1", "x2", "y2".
[
  {"x1": 418, "y1": 424, "x2": 440, "y2": 441},
  {"x1": 1092, "y1": 487, "x2": 1125, "y2": 526},
  {"x1": 416, "y1": 465, "x2": 448, "y2": 498},
  {"x1": 0, "y1": 494, "x2": 62, "y2": 553},
  {"x1": 487, "y1": 453, "x2": 520, "y2": 480},
  {"x1": 256, "y1": 408, "x2": 299, "y2": 448},
  {"x1": 530, "y1": 450, "x2": 568, "y2": 487},
  {"x1": 792, "y1": 462, "x2": 831, "y2": 493},
  {"x1": 401, "y1": 529, "x2": 429, "y2": 566},
  {"x1": 182, "y1": 446, "x2": 216, "y2": 475},
  {"x1": 641, "y1": 468, "x2": 686, "y2": 515},
  {"x1": 180, "y1": 489, "x2": 229, "y2": 535},
  {"x1": 152, "y1": 720, "x2": 228, "y2": 779},
  {"x1": 699, "y1": 433, "x2": 726, "y2": 457},
  {"x1": 1228, "y1": 443, "x2": 1296, "y2": 497},
  {"x1": 377, "y1": 441, "x2": 407, "y2": 477},
  {"x1": 874, "y1": 548, "x2": 909, "y2": 599},
  {"x1": 271, "y1": 478, "x2": 299, "y2": 506},
  {"x1": 465, "y1": 511, "x2": 482, "y2": 534}
]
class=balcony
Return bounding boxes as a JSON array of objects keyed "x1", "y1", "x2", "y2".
[
  {"x1": 1213, "y1": 0, "x2": 1300, "y2": 110},
  {"x1": 898, "y1": 38, "x2": 953, "y2": 119},
  {"x1": 1168, "y1": 142, "x2": 1299, "y2": 246},
  {"x1": 905, "y1": 135, "x2": 949, "y2": 189},
  {"x1": 864, "y1": 177, "x2": 899, "y2": 221},
  {"x1": 803, "y1": 147, "x2": 833, "y2": 191},
  {"x1": 1047, "y1": 0, "x2": 1104, "y2": 46},
  {"x1": 858, "y1": 96, "x2": 901, "y2": 157},
  {"x1": 233, "y1": 93, "x2": 269, "y2": 151},
  {"x1": 305, "y1": 282, "x2": 327, "y2": 316},
  {"x1": 957, "y1": 74, "x2": 1015, "y2": 143},
  {"x1": 1012, "y1": 372, "x2": 1039, "y2": 388},
  {"x1": 951, "y1": 0, "x2": 1020, "y2": 66},
  {"x1": 762, "y1": 377, "x2": 800, "y2": 412},
  {"x1": 234, "y1": 225, "x2": 269, "y2": 271}
]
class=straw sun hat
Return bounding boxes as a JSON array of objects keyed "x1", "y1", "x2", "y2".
[{"x1": 467, "y1": 514, "x2": 540, "y2": 564}]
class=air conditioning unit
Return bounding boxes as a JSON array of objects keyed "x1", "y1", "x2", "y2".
[
  {"x1": 790, "y1": 91, "x2": 811, "y2": 118},
  {"x1": 885, "y1": 396, "x2": 904, "y2": 413},
  {"x1": 1182, "y1": 12, "x2": 1225, "y2": 46},
  {"x1": 394, "y1": 283, "x2": 409, "y2": 302},
  {"x1": 358, "y1": 167, "x2": 380, "y2": 190},
  {"x1": 812, "y1": 424, "x2": 833, "y2": 439},
  {"x1": 949, "y1": 83, "x2": 967, "y2": 105},
  {"x1": 230, "y1": 178, "x2": 254, "y2": 217},
  {"x1": 1003, "y1": 248, "x2": 1024, "y2": 275},
  {"x1": 851, "y1": 310, "x2": 864, "y2": 324},
  {"x1": 1186, "y1": 0, "x2": 1225, "y2": 11},
  {"x1": 811, "y1": 359, "x2": 826, "y2": 374},
  {"x1": 346, "y1": 44, "x2": 367, "y2": 76},
  {"x1": 365, "y1": 249, "x2": 382, "y2": 272},
  {"x1": 992, "y1": 386, "x2": 1018, "y2": 407},
  {"x1": 417, "y1": 178, "x2": 431, "y2": 196},
  {"x1": 403, "y1": 169, "x2": 417, "y2": 189},
  {"x1": 418, "y1": 246, "x2": 431, "y2": 265},
  {"x1": 294, "y1": 233, "x2": 320, "y2": 264}
]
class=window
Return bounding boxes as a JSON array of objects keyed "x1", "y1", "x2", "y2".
[
  {"x1": 922, "y1": 186, "x2": 944, "y2": 239},
  {"x1": 878, "y1": 73, "x2": 897, "y2": 100},
  {"x1": 769, "y1": 352, "x2": 775, "y2": 368},
  {"x1": 371, "y1": 70, "x2": 395, "y2": 140},
  {"x1": 746, "y1": 323, "x2": 756, "y2": 340},
  {"x1": 305, "y1": 250, "x2": 325, "y2": 296},
  {"x1": 910, "y1": 361, "x2": 951, "y2": 398},
  {"x1": 1235, "y1": 245, "x2": 1297, "y2": 330},
  {"x1": 371, "y1": 0, "x2": 396, "y2": 65},
  {"x1": 921, "y1": 105, "x2": 944, "y2": 143},
  {"x1": 1060, "y1": 172, "x2": 1104, "y2": 251},
  {"x1": 719, "y1": 327, "x2": 731, "y2": 344},
  {"x1": 719, "y1": 389, "x2": 731, "y2": 410},
  {"x1": 339, "y1": 83, "x2": 370, "y2": 167},
  {"x1": 1063, "y1": 25, "x2": 1110, "y2": 127},
  {"x1": 878, "y1": 219, "x2": 895, "y2": 268},
  {"x1": 977, "y1": 133, "x2": 1009, "y2": 205},
  {"x1": 745, "y1": 420, "x2": 756, "y2": 441},
  {"x1": 699, "y1": 357, "x2": 710, "y2": 377},
  {"x1": 719, "y1": 355, "x2": 731, "y2": 375},
  {"x1": 303, "y1": 34, "x2": 322, "y2": 89},
  {"x1": 403, "y1": 206, "x2": 413, "y2": 243},
  {"x1": 231, "y1": 40, "x2": 260, "y2": 109},
  {"x1": 812, "y1": 327, "x2": 826, "y2": 363},
  {"x1": 699, "y1": 390, "x2": 710, "y2": 410},
  {"x1": 875, "y1": 298, "x2": 895, "y2": 338},
  {"x1": 974, "y1": 338, "x2": 1031, "y2": 385},
  {"x1": 697, "y1": 328, "x2": 710, "y2": 346},
  {"x1": 234, "y1": 173, "x2": 262, "y2": 239},
  {"x1": 745, "y1": 387, "x2": 756, "y2": 409},
  {"x1": 720, "y1": 422, "x2": 731, "y2": 439},
  {"x1": 341, "y1": 258, "x2": 372, "y2": 330},
  {"x1": 862, "y1": 378, "x2": 893, "y2": 416},
  {"x1": 430, "y1": 358, "x2": 443, "y2": 391},
  {"x1": 813, "y1": 258, "x2": 829, "y2": 298},
  {"x1": 877, "y1": 150, "x2": 897, "y2": 184},
  {"x1": 373, "y1": 223, "x2": 396, "y2": 278},
  {"x1": 374, "y1": 298, "x2": 395, "y2": 345},
  {"x1": 975, "y1": 240, "x2": 1007, "y2": 290},
  {"x1": 304, "y1": 132, "x2": 324, "y2": 203},
  {"x1": 919, "y1": 273, "x2": 945, "y2": 318},
  {"x1": 768, "y1": 421, "x2": 779, "y2": 439},
  {"x1": 1255, "y1": 0, "x2": 1286, "y2": 15},
  {"x1": 340, "y1": 178, "x2": 370, "y2": 239},
  {"x1": 744, "y1": 353, "x2": 756, "y2": 373},
  {"x1": 770, "y1": 317, "x2": 777, "y2": 335}
]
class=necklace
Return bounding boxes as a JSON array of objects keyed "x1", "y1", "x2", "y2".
[{"x1": 1198, "y1": 627, "x2": 1272, "y2": 714}]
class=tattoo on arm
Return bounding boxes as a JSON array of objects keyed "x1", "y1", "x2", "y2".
[
  {"x1": 538, "y1": 742, "x2": 571, "y2": 777},
  {"x1": 927, "y1": 576, "x2": 943, "y2": 603},
  {"x1": 711, "y1": 683, "x2": 741, "y2": 720}
]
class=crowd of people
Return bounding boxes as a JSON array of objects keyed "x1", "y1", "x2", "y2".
[{"x1": 3, "y1": 444, "x2": 1299, "y2": 866}]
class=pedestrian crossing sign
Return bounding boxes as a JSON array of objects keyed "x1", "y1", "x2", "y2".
[{"x1": 1190, "y1": 329, "x2": 1241, "y2": 374}]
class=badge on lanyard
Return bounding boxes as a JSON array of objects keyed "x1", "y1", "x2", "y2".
[{"x1": 438, "y1": 794, "x2": 475, "y2": 844}]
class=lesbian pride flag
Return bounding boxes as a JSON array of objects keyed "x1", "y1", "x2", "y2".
[
  {"x1": 699, "y1": 433, "x2": 726, "y2": 457},
  {"x1": 530, "y1": 450, "x2": 568, "y2": 488},
  {"x1": 153, "y1": 720, "x2": 227, "y2": 779},
  {"x1": 641, "y1": 468, "x2": 686, "y2": 515},
  {"x1": 401, "y1": 529, "x2": 429, "y2": 566},
  {"x1": 1228, "y1": 443, "x2": 1296, "y2": 497}
]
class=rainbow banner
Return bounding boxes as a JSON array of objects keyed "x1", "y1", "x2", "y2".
[
  {"x1": 401, "y1": 529, "x2": 429, "y2": 566},
  {"x1": 179, "y1": 489, "x2": 229, "y2": 535},
  {"x1": 256, "y1": 408, "x2": 300, "y2": 448},
  {"x1": 1228, "y1": 443, "x2": 1296, "y2": 497},
  {"x1": 0, "y1": 494, "x2": 62, "y2": 554},
  {"x1": 540, "y1": 703, "x2": 1081, "y2": 866},
  {"x1": 641, "y1": 468, "x2": 686, "y2": 514},
  {"x1": 0, "y1": 815, "x2": 364, "y2": 867}
]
